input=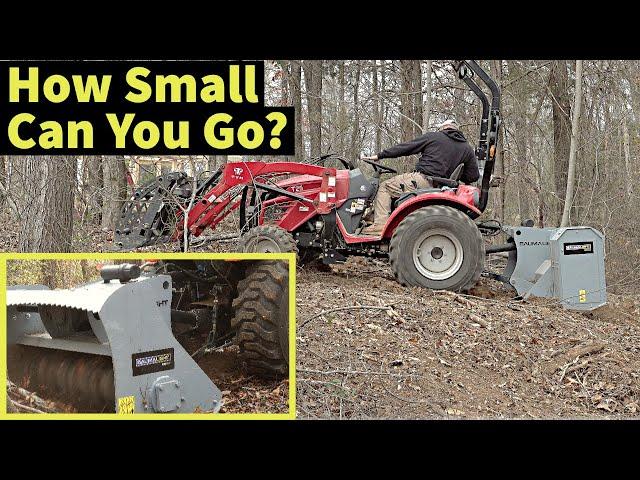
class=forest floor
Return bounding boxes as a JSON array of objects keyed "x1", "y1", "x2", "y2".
[
  {"x1": 181, "y1": 331, "x2": 289, "y2": 414},
  {"x1": 296, "y1": 258, "x2": 640, "y2": 419},
  {"x1": 3, "y1": 219, "x2": 639, "y2": 418}
]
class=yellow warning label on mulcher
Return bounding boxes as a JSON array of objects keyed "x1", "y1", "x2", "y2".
[
  {"x1": 118, "y1": 396, "x2": 135, "y2": 414},
  {"x1": 579, "y1": 289, "x2": 587, "y2": 303}
]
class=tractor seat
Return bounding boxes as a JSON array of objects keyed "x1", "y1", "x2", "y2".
[{"x1": 392, "y1": 163, "x2": 464, "y2": 210}]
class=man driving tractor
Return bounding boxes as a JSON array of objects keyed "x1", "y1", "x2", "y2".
[{"x1": 360, "y1": 119, "x2": 479, "y2": 235}]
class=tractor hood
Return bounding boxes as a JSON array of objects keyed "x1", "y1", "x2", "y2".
[
  {"x1": 276, "y1": 174, "x2": 321, "y2": 188},
  {"x1": 276, "y1": 170, "x2": 351, "y2": 190}
]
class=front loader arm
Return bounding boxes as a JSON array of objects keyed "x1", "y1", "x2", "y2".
[
  {"x1": 179, "y1": 161, "x2": 338, "y2": 237},
  {"x1": 114, "y1": 160, "x2": 339, "y2": 250}
]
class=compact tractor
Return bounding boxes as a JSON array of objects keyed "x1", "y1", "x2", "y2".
[
  {"x1": 112, "y1": 60, "x2": 607, "y2": 308},
  {"x1": 114, "y1": 60, "x2": 498, "y2": 292},
  {"x1": 7, "y1": 260, "x2": 289, "y2": 413}
]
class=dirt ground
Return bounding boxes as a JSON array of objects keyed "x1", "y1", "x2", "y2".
[
  {"x1": 295, "y1": 257, "x2": 640, "y2": 419},
  {"x1": 179, "y1": 331, "x2": 289, "y2": 414},
  {"x1": 3, "y1": 219, "x2": 638, "y2": 419}
]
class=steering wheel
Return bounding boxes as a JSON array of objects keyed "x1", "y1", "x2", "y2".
[
  {"x1": 362, "y1": 158, "x2": 398, "y2": 174},
  {"x1": 334, "y1": 156, "x2": 356, "y2": 170},
  {"x1": 308, "y1": 153, "x2": 355, "y2": 170}
]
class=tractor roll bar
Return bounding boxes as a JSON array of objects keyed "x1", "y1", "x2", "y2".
[{"x1": 454, "y1": 60, "x2": 501, "y2": 212}]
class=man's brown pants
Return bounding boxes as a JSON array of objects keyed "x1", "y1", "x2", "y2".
[{"x1": 372, "y1": 172, "x2": 432, "y2": 226}]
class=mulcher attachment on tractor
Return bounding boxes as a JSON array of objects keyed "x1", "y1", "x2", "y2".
[{"x1": 7, "y1": 265, "x2": 221, "y2": 413}]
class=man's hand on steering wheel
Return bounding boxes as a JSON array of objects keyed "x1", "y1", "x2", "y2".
[{"x1": 360, "y1": 155, "x2": 398, "y2": 174}]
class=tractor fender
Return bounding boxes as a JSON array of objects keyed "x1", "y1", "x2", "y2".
[{"x1": 382, "y1": 192, "x2": 482, "y2": 239}]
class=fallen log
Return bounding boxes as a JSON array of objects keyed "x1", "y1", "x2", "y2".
[
  {"x1": 544, "y1": 342, "x2": 606, "y2": 375},
  {"x1": 7, "y1": 380, "x2": 56, "y2": 413}
]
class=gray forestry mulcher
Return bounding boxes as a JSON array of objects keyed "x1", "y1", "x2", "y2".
[{"x1": 6, "y1": 260, "x2": 289, "y2": 414}]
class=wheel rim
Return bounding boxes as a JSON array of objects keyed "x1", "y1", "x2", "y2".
[
  {"x1": 412, "y1": 228, "x2": 464, "y2": 281},
  {"x1": 249, "y1": 235, "x2": 282, "y2": 253}
]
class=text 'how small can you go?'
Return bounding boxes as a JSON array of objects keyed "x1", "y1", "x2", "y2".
[{"x1": 1, "y1": 61, "x2": 294, "y2": 154}]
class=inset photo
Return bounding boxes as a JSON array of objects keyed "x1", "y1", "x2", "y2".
[{"x1": 3, "y1": 254, "x2": 295, "y2": 417}]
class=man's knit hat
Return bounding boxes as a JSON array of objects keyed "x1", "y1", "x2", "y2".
[{"x1": 437, "y1": 119, "x2": 459, "y2": 130}]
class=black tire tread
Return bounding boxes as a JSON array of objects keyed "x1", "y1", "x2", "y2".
[
  {"x1": 238, "y1": 225, "x2": 298, "y2": 255},
  {"x1": 389, "y1": 205, "x2": 484, "y2": 292},
  {"x1": 231, "y1": 262, "x2": 289, "y2": 376}
]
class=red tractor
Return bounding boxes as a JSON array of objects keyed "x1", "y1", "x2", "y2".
[{"x1": 114, "y1": 60, "x2": 501, "y2": 292}]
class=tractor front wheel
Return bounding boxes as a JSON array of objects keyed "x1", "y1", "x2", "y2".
[
  {"x1": 389, "y1": 205, "x2": 484, "y2": 292},
  {"x1": 238, "y1": 225, "x2": 298, "y2": 255},
  {"x1": 231, "y1": 262, "x2": 289, "y2": 376}
]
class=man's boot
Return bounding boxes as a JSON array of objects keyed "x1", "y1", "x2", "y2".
[
  {"x1": 361, "y1": 178, "x2": 394, "y2": 236},
  {"x1": 361, "y1": 223, "x2": 385, "y2": 236}
]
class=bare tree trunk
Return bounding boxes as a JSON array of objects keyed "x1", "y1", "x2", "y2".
[
  {"x1": 399, "y1": 60, "x2": 423, "y2": 142},
  {"x1": 279, "y1": 60, "x2": 304, "y2": 159},
  {"x1": 40, "y1": 156, "x2": 76, "y2": 253},
  {"x1": 490, "y1": 60, "x2": 505, "y2": 221},
  {"x1": 80, "y1": 259, "x2": 93, "y2": 281},
  {"x1": 303, "y1": 60, "x2": 323, "y2": 158},
  {"x1": 372, "y1": 61, "x2": 382, "y2": 153},
  {"x1": 337, "y1": 62, "x2": 347, "y2": 156},
  {"x1": 40, "y1": 260, "x2": 63, "y2": 288},
  {"x1": 280, "y1": 61, "x2": 289, "y2": 103},
  {"x1": 514, "y1": 128, "x2": 530, "y2": 222},
  {"x1": 207, "y1": 155, "x2": 226, "y2": 173},
  {"x1": 0, "y1": 155, "x2": 6, "y2": 212},
  {"x1": 85, "y1": 155, "x2": 103, "y2": 225},
  {"x1": 413, "y1": 61, "x2": 423, "y2": 131},
  {"x1": 14, "y1": 156, "x2": 76, "y2": 252},
  {"x1": 623, "y1": 115, "x2": 632, "y2": 198},
  {"x1": 15, "y1": 156, "x2": 48, "y2": 252},
  {"x1": 550, "y1": 60, "x2": 572, "y2": 224},
  {"x1": 290, "y1": 61, "x2": 304, "y2": 159},
  {"x1": 423, "y1": 60, "x2": 433, "y2": 131},
  {"x1": 207, "y1": 155, "x2": 216, "y2": 173},
  {"x1": 350, "y1": 60, "x2": 361, "y2": 160},
  {"x1": 510, "y1": 61, "x2": 531, "y2": 223},
  {"x1": 101, "y1": 155, "x2": 127, "y2": 231},
  {"x1": 0, "y1": 155, "x2": 20, "y2": 222},
  {"x1": 560, "y1": 60, "x2": 583, "y2": 227}
]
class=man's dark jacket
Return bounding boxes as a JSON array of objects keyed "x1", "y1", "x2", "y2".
[{"x1": 377, "y1": 129, "x2": 479, "y2": 184}]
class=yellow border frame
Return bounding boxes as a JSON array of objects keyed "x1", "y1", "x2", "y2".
[{"x1": 0, "y1": 252, "x2": 296, "y2": 420}]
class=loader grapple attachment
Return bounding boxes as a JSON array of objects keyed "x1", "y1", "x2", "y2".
[
  {"x1": 7, "y1": 272, "x2": 222, "y2": 413},
  {"x1": 114, "y1": 172, "x2": 192, "y2": 250}
]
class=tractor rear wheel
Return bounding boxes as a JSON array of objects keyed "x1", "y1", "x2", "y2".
[
  {"x1": 231, "y1": 262, "x2": 289, "y2": 376},
  {"x1": 239, "y1": 225, "x2": 298, "y2": 255},
  {"x1": 389, "y1": 205, "x2": 484, "y2": 292}
]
